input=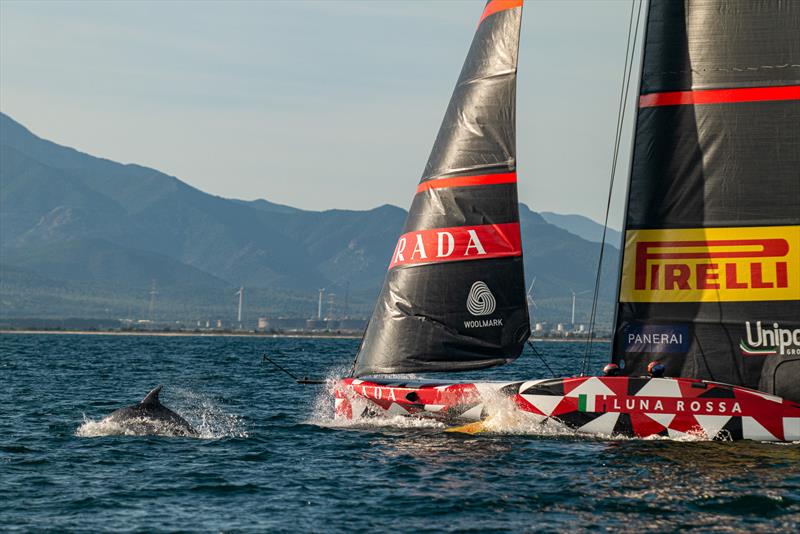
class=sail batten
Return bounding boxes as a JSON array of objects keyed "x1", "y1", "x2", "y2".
[
  {"x1": 612, "y1": 0, "x2": 800, "y2": 403},
  {"x1": 353, "y1": 1, "x2": 528, "y2": 377}
]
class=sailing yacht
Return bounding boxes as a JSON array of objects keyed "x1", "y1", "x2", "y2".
[{"x1": 333, "y1": 0, "x2": 800, "y2": 441}]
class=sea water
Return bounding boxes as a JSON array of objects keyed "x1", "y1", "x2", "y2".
[{"x1": 1, "y1": 333, "x2": 798, "y2": 532}]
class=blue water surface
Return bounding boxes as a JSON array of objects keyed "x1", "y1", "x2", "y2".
[{"x1": 1, "y1": 334, "x2": 798, "y2": 532}]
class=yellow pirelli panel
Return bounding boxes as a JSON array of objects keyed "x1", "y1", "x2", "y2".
[{"x1": 619, "y1": 226, "x2": 800, "y2": 303}]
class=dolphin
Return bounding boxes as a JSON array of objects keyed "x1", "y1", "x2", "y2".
[{"x1": 104, "y1": 385, "x2": 197, "y2": 437}]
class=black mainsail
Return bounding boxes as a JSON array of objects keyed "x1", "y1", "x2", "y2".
[
  {"x1": 612, "y1": 0, "x2": 800, "y2": 401},
  {"x1": 353, "y1": 0, "x2": 529, "y2": 376}
]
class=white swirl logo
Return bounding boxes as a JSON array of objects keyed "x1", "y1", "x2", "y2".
[{"x1": 467, "y1": 281, "x2": 496, "y2": 316}]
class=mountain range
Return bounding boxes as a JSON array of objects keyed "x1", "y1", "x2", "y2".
[
  {"x1": 540, "y1": 212, "x2": 621, "y2": 247},
  {"x1": 0, "y1": 112, "x2": 619, "y2": 326}
]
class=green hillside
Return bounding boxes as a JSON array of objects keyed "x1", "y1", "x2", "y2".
[{"x1": 0, "y1": 112, "x2": 619, "y2": 327}]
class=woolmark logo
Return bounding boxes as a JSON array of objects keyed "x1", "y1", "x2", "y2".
[
  {"x1": 467, "y1": 281, "x2": 496, "y2": 316},
  {"x1": 740, "y1": 321, "x2": 800, "y2": 356}
]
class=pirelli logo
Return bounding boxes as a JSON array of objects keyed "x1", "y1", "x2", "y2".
[{"x1": 620, "y1": 226, "x2": 800, "y2": 303}]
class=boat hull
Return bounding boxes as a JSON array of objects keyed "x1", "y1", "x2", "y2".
[{"x1": 334, "y1": 376, "x2": 800, "y2": 441}]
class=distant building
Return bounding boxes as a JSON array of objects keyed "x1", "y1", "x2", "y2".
[
  {"x1": 268, "y1": 318, "x2": 308, "y2": 330},
  {"x1": 339, "y1": 318, "x2": 368, "y2": 331},
  {"x1": 305, "y1": 319, "x2": 327, "y2": 330}
]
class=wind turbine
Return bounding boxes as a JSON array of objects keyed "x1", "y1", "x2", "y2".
[
  {"x1": 317, "y1": 288, "x2": 325, "y2": 320},
  {"x1": 327, "y1": 292, "x2": 336, "y2": 319},
  {"x1": 526, "y1": 277, "x2": 537, "y2": 321},
  {"x1": 148, "y1": 280, "x2": 158, "y2": 322},
  {"x1": 570, "y1": 289, "x2": 591, "y2": 326},
  {"x1": 235, "y1": 286, "x2": 244, "y2": 325}
]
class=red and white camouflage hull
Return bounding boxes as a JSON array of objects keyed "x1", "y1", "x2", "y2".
[{"x1": 334, "y1": 376, "x2": 800, "y2": 442}]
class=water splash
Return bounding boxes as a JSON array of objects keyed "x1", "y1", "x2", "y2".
[
  {"x1": 306, "y1": 368, "x2": 346, "y2": 425},
  {"x1": 171, "y1": 388, "x2": 248, "y2": 439},
  {"x1": 76, "y1": 387, "x2": 248, "y2": 439},
  {"x1": 76, "y1": 416, "x2": 195, "y2": 438},
  {"x1": 455, "y1": 390, "x2": 710, "y2": 441},
  {"x1": 307, "y1": 370, "x2": 445, "y2": 430},
  {"x1": 76, "y1": 416, "x2": 143, "y2": 438}
]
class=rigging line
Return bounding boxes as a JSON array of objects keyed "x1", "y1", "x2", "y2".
[
  {"x1": 348, "y1": 316, "x2": 371, "y2": 377},
  {"x1": 581, "y1": 1, "x2": 637, "y2": 374},
  {"x1": 583, "y1": 0, "x2": 643, "y2": 376},
  {"x1": 261, "y1": 353, "x2": 300, "y2": 381},
  {"x1": 581, "y1": 0, "x2": 643, "y2": 376},
  {"x1": 261, "y1": 354, "x2": 325, "y2": 385},
  {"x1": 527, "y1": 340, "x2": 555, "y2": 376}
]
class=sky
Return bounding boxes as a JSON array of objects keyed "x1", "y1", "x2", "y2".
[{"x1": 0, "y1": 0, "x2": 644, "y2": 227}]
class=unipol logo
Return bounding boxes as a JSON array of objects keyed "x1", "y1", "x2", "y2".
[
  {"x1": 740, "y1": 321, "x2": 800, "y2": 356},
  {"x1": 467, "y1": 281, "x2": 496, "y2": 316}
]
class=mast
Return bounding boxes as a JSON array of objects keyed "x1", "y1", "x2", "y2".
[
  {"x1": 353, "y1": 0, "x2": 529, "y2": 376},
  {"x1": 611, "y1": 0, "x2": 800, "y2": 401}
]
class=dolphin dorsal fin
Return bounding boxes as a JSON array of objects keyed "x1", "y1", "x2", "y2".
[{"x1": 141, "y1": 385, "x2": 163, "y2": 406}]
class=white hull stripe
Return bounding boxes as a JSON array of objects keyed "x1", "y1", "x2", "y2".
[
  {"x1": 577, "y1": 412, "x2": 619, "y2": 435},
  {"x1": 694, "y1": 415, "x2": 731, "y2": 439},
  {"x1": 519, "y1": 394, "x2": 563, "y2": 416},
  {"x1": 742, "y1": 416, "x2": 777, "y2": 441}
]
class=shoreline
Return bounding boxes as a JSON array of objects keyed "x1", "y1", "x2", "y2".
[
  {"x1": 0, "y1": 329, "x2": 362, "y2": 339},
  {"x1": 0, "y1": 329, "x2": 610, "y2": 342}
]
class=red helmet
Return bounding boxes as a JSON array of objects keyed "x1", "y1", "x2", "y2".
[
  {"x1": 647, "y1": 361, "x2": 666, "y2": 377},
  {"x1": 602, "y1": 363, "x2": 621, "y2": 376}
]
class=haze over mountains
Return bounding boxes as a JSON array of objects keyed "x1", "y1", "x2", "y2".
[
  {"x1": 540, "y1": 212, "x2": 621, "y2": 247},
  {"x1": 0, "y1": 112, "x2": 619, "y2": 326}
]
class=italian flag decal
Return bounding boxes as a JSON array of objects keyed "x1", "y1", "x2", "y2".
[
  {"x1": 739, "y1": 340, "x2": 777, "y2": 356},
  {"x1": 578, "y1": 394, "x2": 596, "y2": 412}
]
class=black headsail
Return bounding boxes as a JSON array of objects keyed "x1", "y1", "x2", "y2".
[
  {"x1": 353, "y1": 0, "x2": 528, "y2": 376},
  {"x1": 612, "y1": 0, "x2": 800, "y2": 401}
]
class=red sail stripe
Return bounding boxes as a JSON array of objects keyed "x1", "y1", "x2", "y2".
[
  {"x1": 388, "y1": 223, "x2": 521, "y2": 270},
  {"x1": 479, "y1": 0, "x2": 523, "y2": 25},
  {"x1": 416, "y1": 172, "x2": 517, "y2": 194},
  {"x1": 639, "y1": 85, "x2": 800, "y2": 108}
]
